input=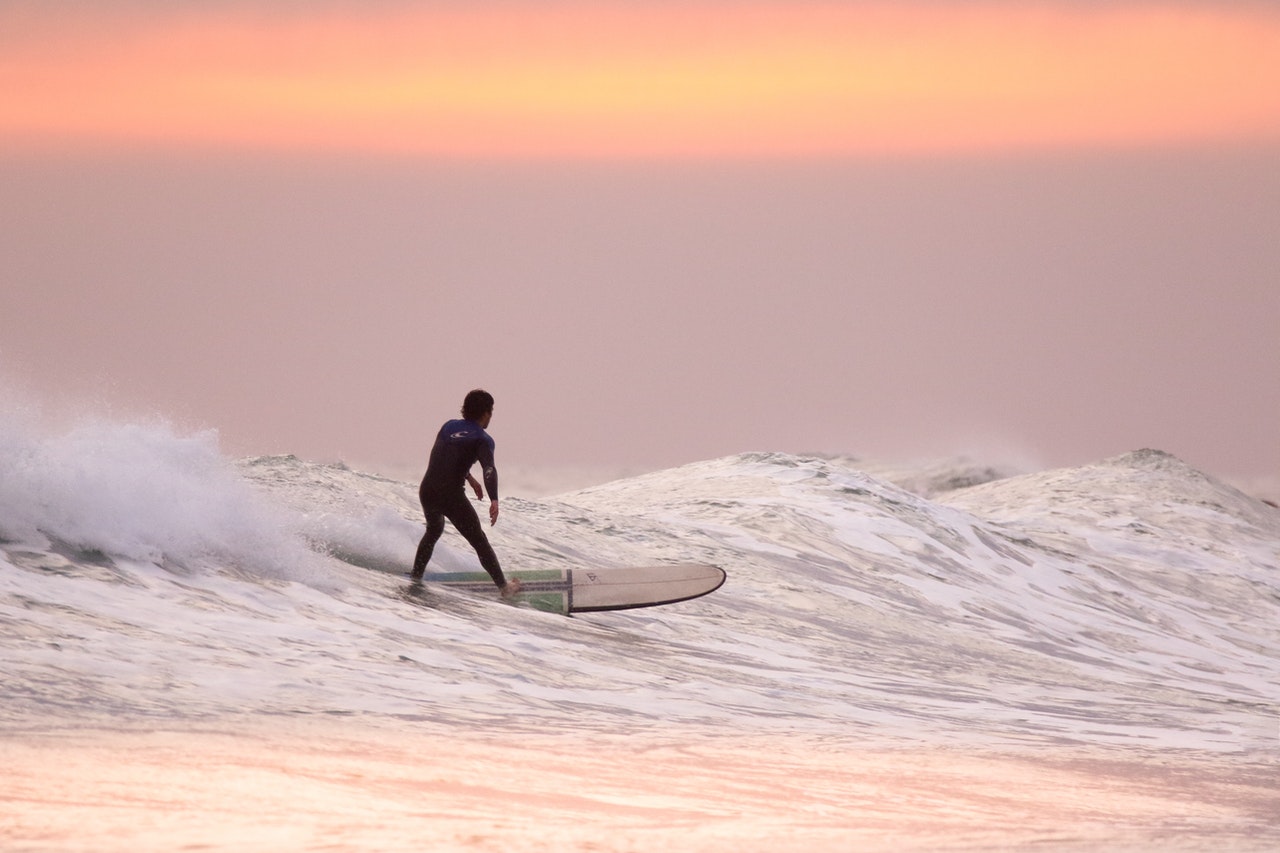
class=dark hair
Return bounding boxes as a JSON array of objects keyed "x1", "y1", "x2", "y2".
[{"x1": 461, "y1": 389, "x2": 494, "y2": 420}]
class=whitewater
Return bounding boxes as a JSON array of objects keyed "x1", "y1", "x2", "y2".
[{"x1": 2, "y1": 410, "x2": 1277, "y2": 851}]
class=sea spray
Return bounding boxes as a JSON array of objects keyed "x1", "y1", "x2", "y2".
[{"x1": 0, "y1": 408, "x2": 318, "y2": 580}]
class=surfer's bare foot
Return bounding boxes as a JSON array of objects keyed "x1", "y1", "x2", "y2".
[{"x1": 500, "y1": 578, "x2": 522, "y2": 598}]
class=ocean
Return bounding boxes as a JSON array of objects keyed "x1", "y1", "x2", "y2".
[{"x1": 2, "y1": 413, "x2": 1277, "y2": 851}]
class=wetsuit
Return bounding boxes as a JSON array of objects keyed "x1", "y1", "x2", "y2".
[{"x1": 411, "y1": 418, "x2": 505, "y2": 586}]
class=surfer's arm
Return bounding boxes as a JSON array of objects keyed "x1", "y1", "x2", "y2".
[
  {"x1": 476, "y1": 440, "x2": 499, "y2": 503},
  {"x1": 466, "y1": 472, "x2": 484, "y2": 500}
]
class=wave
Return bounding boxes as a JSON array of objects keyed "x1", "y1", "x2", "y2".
[{"x1": 2, "y1": 408, "x2": 1277, "y2": 755}]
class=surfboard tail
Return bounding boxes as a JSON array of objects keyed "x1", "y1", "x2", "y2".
[
  {"x1": 424, "y1": 564, "x2": 725, "y2": 615},
  {"x1": 428, "y1": 569, "x2": 572, "y2": 615}
]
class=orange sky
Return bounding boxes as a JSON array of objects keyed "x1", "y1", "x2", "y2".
[
  {"x1": 7, "y1": 0, "x2": 1280, "y2": 159},
  {"x1": 3, "y1": 2, "x2": 1280, "y2": 158}
]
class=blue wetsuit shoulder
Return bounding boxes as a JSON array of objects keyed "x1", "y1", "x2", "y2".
[{"x1": 421, "y1": 419, "x2": 498, "y2": 500}]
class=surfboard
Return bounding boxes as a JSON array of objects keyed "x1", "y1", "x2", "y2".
[{"x1": 424, "y1": 563, "x2": 726, "y2": 615}]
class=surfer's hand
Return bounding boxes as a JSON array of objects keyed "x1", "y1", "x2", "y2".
[
  {"x1": 489, "y1": 499, "x2": 500, "y2": 526},
  {"x1": 468, "y1": 475, "x2": 484, "y2": 500}
]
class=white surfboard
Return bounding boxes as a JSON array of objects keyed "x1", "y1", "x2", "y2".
[{"x1": 425, "y1": 563, "x2": 726, "y2": 615}]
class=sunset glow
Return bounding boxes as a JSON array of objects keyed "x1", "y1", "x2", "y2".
[{"x1": 3, "y1": 3, "x2": 1280, "y2": 158}]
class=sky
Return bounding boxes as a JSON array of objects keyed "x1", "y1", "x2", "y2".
[{"x1": 2, "y1": 0, "x2": 1278, "y2": 483}]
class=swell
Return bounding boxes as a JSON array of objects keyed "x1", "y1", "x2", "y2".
[{"x1": 2, "y1": 438, "x2": 1277, "y2": 753}]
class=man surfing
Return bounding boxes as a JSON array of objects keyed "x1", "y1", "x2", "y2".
[{"x1": 411, "y1": 389, "x2": 521, "y2": 598}]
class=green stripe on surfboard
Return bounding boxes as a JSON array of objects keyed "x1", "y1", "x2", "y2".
[{"x1": 425, "y1": 568, "x2": 572, "y2": 615}]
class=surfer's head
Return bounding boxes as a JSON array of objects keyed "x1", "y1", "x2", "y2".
[{"x1": 461, "y1": 389, "x2": 494, "y2": 422}]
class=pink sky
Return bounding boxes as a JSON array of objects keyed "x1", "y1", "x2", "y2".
[{"x1": 2, "y1": 1, "x2": 1278, "y2": 481}]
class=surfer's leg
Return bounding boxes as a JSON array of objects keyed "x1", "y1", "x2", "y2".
[
  {"x1": 444, "y1": 496, "x2": 507, "y2": 589},
  {"x1": 411, "y1": 511, "x2": 446, "y2": 579}
]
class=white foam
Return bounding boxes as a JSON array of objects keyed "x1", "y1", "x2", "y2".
[
  {"x1": 2, "y1": 410, "x2": 1278, "y2": 756},
  {"x1": 0, "y1": 405, "x2": 318, "y2": 579}
]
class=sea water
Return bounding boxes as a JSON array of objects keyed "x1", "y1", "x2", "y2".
[{"x1": 2, "y1": 409, "x2": 1277, "y2": 851}]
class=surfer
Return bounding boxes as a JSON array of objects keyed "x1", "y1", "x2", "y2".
[{"x1": 411, "y1": 390, "x2": 521, "y2": 598}]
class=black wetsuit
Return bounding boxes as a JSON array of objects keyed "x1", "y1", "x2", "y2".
[{"x1": 411, "y1": 418, "x2": 505, "y2": 586}]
